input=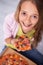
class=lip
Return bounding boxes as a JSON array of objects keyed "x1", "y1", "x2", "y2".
[{"x1": 22, "y1": 22, "x2": 32, "y2": 27}]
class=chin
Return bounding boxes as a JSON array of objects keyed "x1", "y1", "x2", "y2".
[
  {"x1": 23, "y1": 29, "x2": 29, "y2": 34},
  {"x1": 23, "y1": 28, "x2": 32, "y2": 34}
]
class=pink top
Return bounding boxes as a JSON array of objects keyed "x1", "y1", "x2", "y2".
[{"x1": 3, "y1": 13, "x2": 19, "y2": 39}]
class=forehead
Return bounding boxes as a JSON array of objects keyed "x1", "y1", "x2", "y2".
[{"x1": 20, "y1": 1, "x2": 38, "y2": 14}]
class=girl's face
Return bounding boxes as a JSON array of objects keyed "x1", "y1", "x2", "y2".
[{"x1": 19, "y1": 1, "x2": 39, "y2": 33}]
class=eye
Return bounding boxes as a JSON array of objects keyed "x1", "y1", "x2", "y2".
[
  {"x1": 22, "y1": 12, "x2": 26, "y2": 16},
  {"x1": 31, "y1": 15, "x2": 39, "y2": 22},
  {"x1": 32, "y1": 15, "x2": 38, "y2": 19},
  {"x1": 33, "y1": 15, "x2": 38, "y2": 19}
]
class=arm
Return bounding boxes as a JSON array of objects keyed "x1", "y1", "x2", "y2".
[
  {"x1": 3, "y1": 14, "x2": 17, "y2": 44},
  {"x1": 5, "y1": 37, "x2": 12, "y2": 44}
]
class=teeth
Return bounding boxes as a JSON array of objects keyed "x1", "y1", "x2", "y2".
[
  {"x1": 25, "y1": 24, "x2": 31, "y2": 27},
  {"x1": 28, "y1": 24, "x2": 32, "y2": 26},
  {"x1": 23, "y1": 22, "x2": 32, "y2": 27}
]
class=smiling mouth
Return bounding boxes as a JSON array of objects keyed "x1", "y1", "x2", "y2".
[{"x1": 23, "y1": 22, "x2": 32, "y2": 27}]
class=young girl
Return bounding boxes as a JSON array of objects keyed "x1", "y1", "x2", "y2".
[{"x1": 3, "y1": 0, "x2": 43, "y2": 64}]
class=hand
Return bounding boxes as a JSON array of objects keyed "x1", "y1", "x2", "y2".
[
  {"x1": 11, "y1": 38, "x2": 31, "y2": 52},
  {"x1": 11, "y1": 39, "x2": 19, "y2": 44},
  {"x1": 10, "y1": 39, "x2": 21, "y2": 51}
]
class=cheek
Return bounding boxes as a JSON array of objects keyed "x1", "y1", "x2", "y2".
[
  {"x1": 32, "y1": 17, "x2": 39, "y2": 24},
  {"x1": 19, "y1": 14, "x2": 22, "y2": 22},
  {"x1": 31, "y1": 17, "x2": 39, "y2": 26},
  {"x1": 32, "y1": 20, "x2": 39, "y2": 27},
  {"x1": 19, "y1": 14, "x2": 25, "y2": 22}
]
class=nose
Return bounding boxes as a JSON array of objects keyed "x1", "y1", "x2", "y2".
[{"x1": 25, "y1": 16, "x2": 31, "y2": 25}]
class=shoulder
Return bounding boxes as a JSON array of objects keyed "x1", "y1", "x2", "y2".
[
  {"x1": 3, "y1": 13, "x2": 19, "y2": 38},
  {"x1": 4, "y1": 12, "x2": 16, "y2": 26}
]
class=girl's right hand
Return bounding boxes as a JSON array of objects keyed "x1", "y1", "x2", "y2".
[
  {"x1": 11, "y1": 39, "x2": 21, "y2": 51},
  {"x1": 11, "y1": 39, "x2": 19, "y2": 45}
]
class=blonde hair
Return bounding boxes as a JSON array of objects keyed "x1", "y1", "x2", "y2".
[{"x1": 14, "y1": 0, "x2": 43, "y2": 48}]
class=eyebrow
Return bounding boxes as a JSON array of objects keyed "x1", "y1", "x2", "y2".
[
  {"x1": 33, "y1": 14, "x2": 39, "y2": 16},
  {"x1": 21, "y1": 10, "x2": 27, "y2": 12},
  {"x1": 21, "y1": 10, "x2": 39, "y2": 15}
]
